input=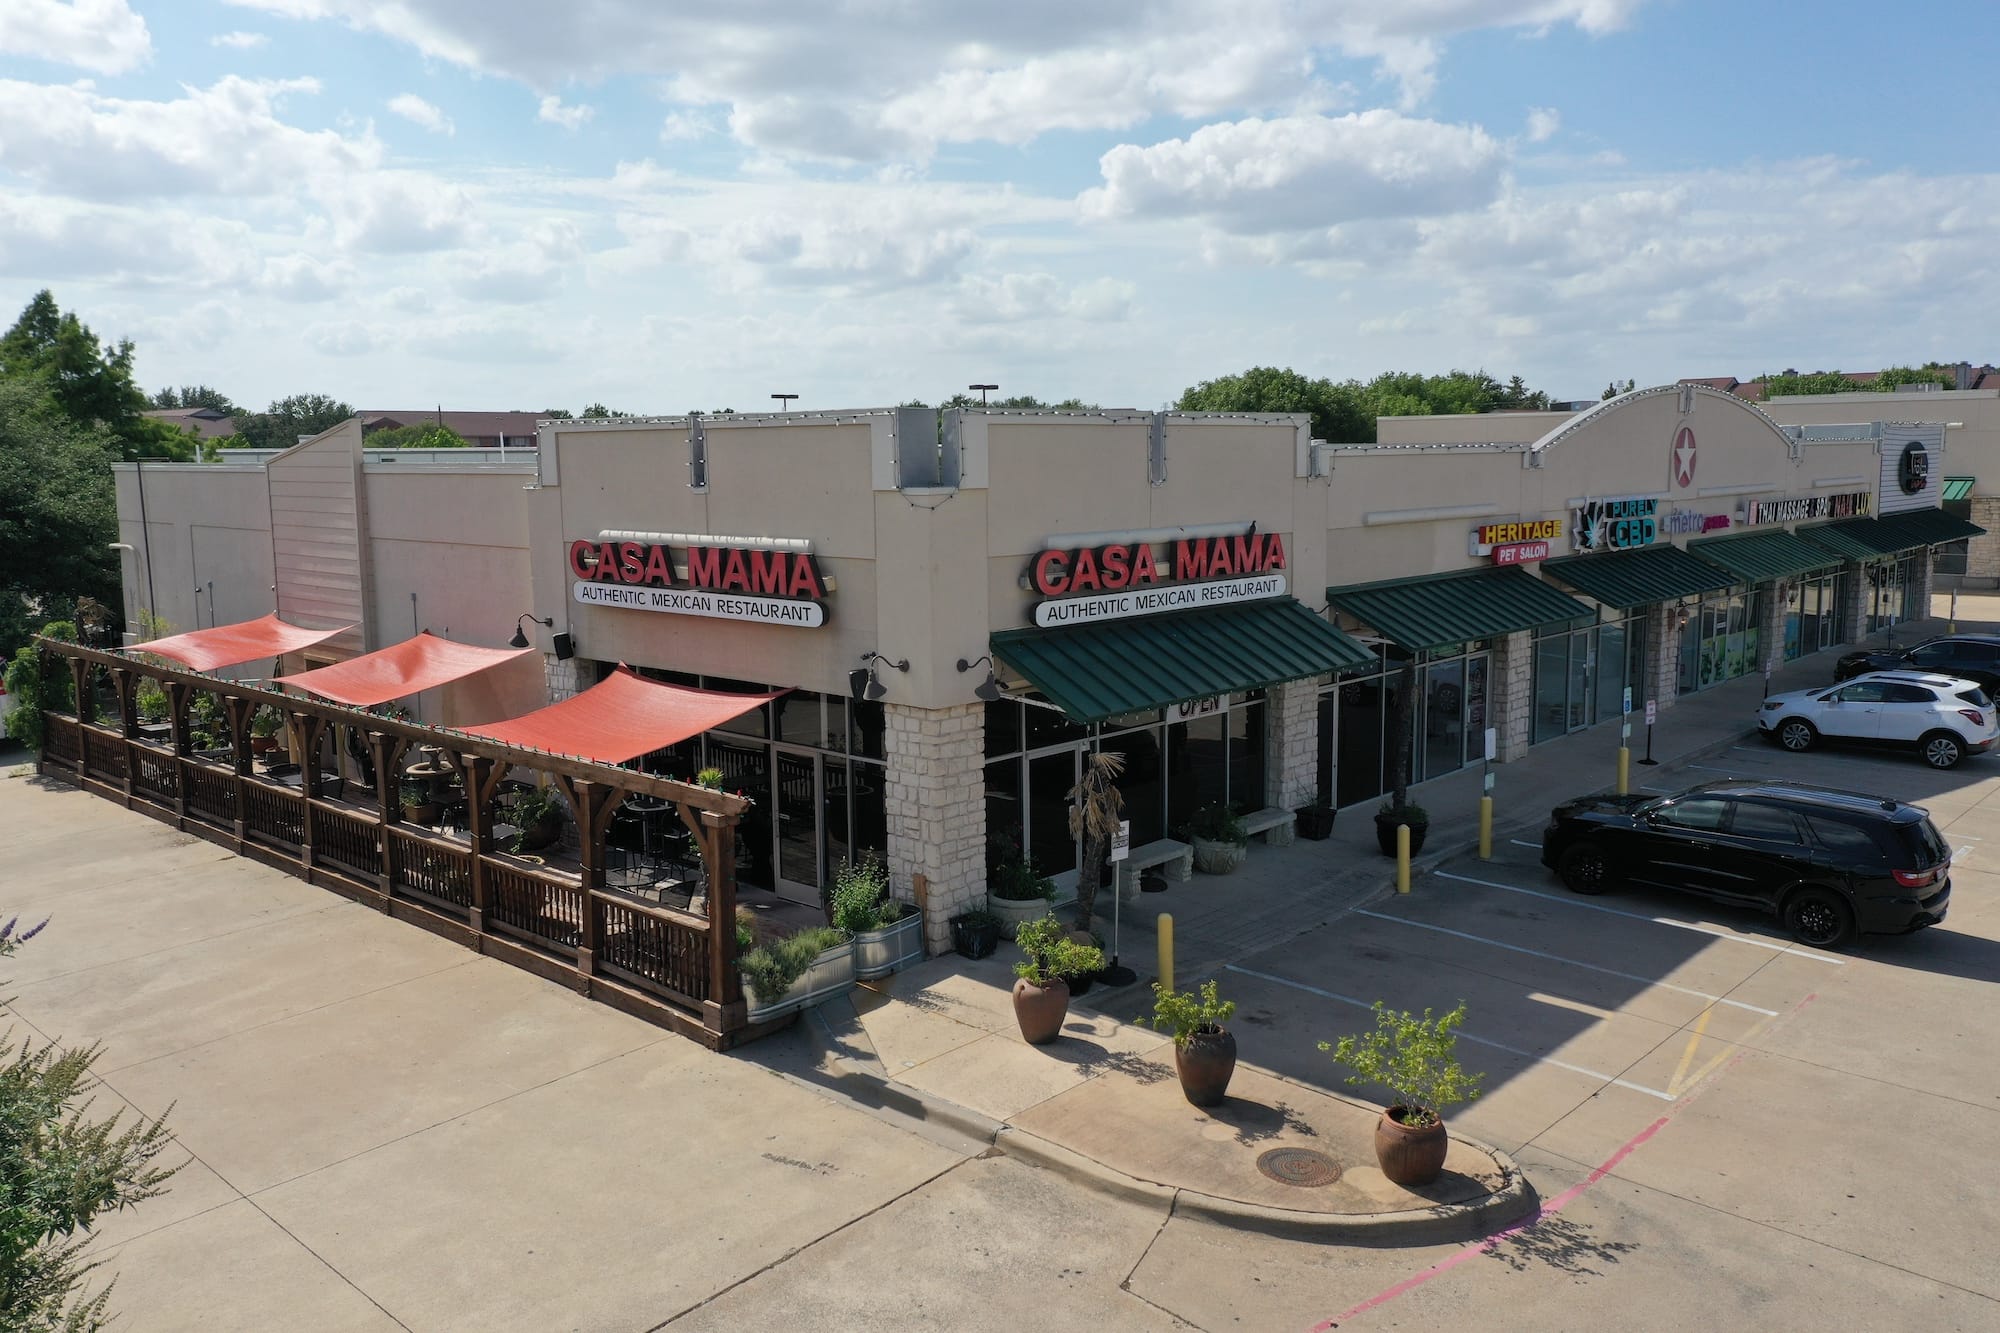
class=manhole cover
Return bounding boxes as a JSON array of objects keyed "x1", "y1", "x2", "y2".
[{"x1": 1256, "y1": 1147, "x2": 1342, "y2": 1188}]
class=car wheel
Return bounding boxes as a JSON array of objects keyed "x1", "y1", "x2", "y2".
[
  {"x1": 1558, "y1": 842, "x2": 1615, "y2": 896},
  {"x1": 1776, "y1": 719, "x2": 1817, "y2": 753},
  {"x1": 1920, "y1": 730, "x2": 1965, "y2": 770},
  {"x1": 1783, "y1": 887, "x2": 1855, "y2": 950}
]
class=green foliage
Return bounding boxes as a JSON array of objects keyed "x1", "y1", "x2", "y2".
[
  {"x1": 1011, "y1": 914, "x2": 1104, "y2": 986},
  {"x1": 399, "y1": 780, "x2": 431, "y2": 809},
  {"x1": 734, "y1": 906, "x2": 759, "y2": 957},
  {"x1": 0, "y1": 376, "x2": 121, "y2": 662},
  {"x1": 148, "y1": 385, "x2": 237, "y2": 413},
  {"x1": 0, "y1": 291, "x2": 183, "y2": 462},
  {"x1": 1178, "y1": 365, "x2": 1555, "y2": 445},
  {"x1": 693, "y1": 767, "x2": 725, "y2": 791},
  {"x1": 509, "y1": 785, "x2": 565, "y2": 851},
  {"x1": 579, "y1": 403, "x2": 633, "y2": 418},
  {"x1": 1758, "y1": 370, "x2": 1866, "y2": 397},
  {"x1": 1601, "y1": 378, "x2": 1636, "y2": 400},
  {"x1": 907, "y1": 393, "x2": 1096, "y2": 410},
  {"x1": 1183, "y1": 801, "x2": 1246, "y2": 845},
  {"x1": 363, "y1": 422, "x2": 470, "y2": 449},
  {"x1": 989, "y1": 851, "x2": 1055, "y2": 902},
  {"x1": 1319, "y1": 1000, "x2": 1484, "y2": 1127},
  {"x1": 1872, "y1": 364, "x2": 1956, "y2": 391},
  {"x1": 0, "y1": 918, "x2": 181, "y2": 1329},
  {"x1": 953, "y1": 908, "x2": 1003, "y2": 930},
  {"x1": 739, "y1": 926, "x2": 848, "y2": 1003},
  {"x1": 828, "y1": 854, "x2": 902, "y2": 933},
  {"x1": 1375, "y1": 800, "x2": 1429, "y2": 825},
  {"x1": 4, "y1": 625, "x2": 79, "y2": 748},
  {"x1": 134, "y1": 678, "x2": 169, "y2": 725},
  {"x1": 1148, "y1": 978, "x2": 1236, "y2": 1049},
  {"x1": 228, "y1": 394, "x2": 352, "y2": 450},
  {"x1": 247, "y1": 705, "x2": 282, "y2": 738}
]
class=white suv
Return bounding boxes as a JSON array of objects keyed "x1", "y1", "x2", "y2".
[{"x1": 1759, "y1": 671, "x2": 1999, "y2": 769}]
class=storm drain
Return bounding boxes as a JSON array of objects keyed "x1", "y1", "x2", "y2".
[{"x1": 1255, "y1": 1147, "x2": 1342, "y2": 1188}]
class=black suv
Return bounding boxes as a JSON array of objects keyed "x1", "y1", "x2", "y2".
[
  {"x1": 1541, "y1": 780, "x2": 1950, "y2": 948},
  {"x1": 1837, "y1": 635, "x2": 2000, "y2": 693}
]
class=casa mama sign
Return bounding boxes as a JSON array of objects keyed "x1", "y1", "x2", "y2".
[
  {"x1": 1030, "y1": 530, "x2": 1288, "y2": 628},
  {"x1": 569, "y1": 537, "x2": 828, "y2": 627}
]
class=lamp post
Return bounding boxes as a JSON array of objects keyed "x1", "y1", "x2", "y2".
[
  {"x1": 968, "y1": 383, "x2": 998, "y2": 406},
  {"x1": 771, "y1": 393, "x2": 797, "y2": 413}
]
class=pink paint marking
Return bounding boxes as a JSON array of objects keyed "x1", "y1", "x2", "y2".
[{"x1": 1311, "y1": 991, "x2": 1819, "y2": 1331}]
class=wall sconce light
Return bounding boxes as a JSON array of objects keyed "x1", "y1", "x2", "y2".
[
  {"x1": 509, "y1": 612, "x2": 554, "y2": 648},
  {"x1": 956, "y1": 654, "x2": 1002, "y2": 702},
  {"x1": 850, "y1": 651, "x2": 909, "y2": 701},
  {"x1": 1675, "y1": 605, "x2": 1691, "y2": 632}
]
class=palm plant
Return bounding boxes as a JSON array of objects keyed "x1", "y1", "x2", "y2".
[{"x1": 1066, "y1": 750, "x2": 1125, "y2": 934}]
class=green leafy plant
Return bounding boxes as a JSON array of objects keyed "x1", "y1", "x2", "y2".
[
  {"x1": 1318, "y1": 1000, "x2": 1484, "y2": 1128},
  {"x1": 398, "y1": 780, "x2": 431, "y2": 810},
  {"x1": 1375, "y1": 800, "x2": 1429, "y2": 826},
  {"x1": 739, "y1": 925, "x2": 849, "y2": 1003},
  {"x1": 828, "y1": 854, "x2": 905, "y2": 933},
  {"x1": 3, "y1": 623, "x2": 78, "y2": 749},
  {"x1": 248, "y1": 705, "x2": 283, "y2": 739},
  {"x1": 1148, "y1": 978, "x2": 1236, "y2": 1049},
  {"x1": 693, "y1": 767, "x2": 726, "y2": 791},
  {"x1": 1184, "y1": 801, "x2": 1247, "y2": 845},
  {"x1": 1012, "y1": 914, "x2": 1104, "y2": 988},
  {"x1": 133, "y1": 677, "x2": 169, "y2": 724},
  {"x1": 734, "y1": 906, "x2": 759, "y2": 957},
  {"x1": 989, "y1": 851, "x2": 1055, "y2": 902},
  {"x1": 954, "y1": 908, "x2": 1003, "y2": 930},
  {"x1": 0, "y1": 916, "x2": 181, "y2": 1330}
]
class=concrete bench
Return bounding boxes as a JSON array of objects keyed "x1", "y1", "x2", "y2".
[
  {"x1": 1116, "y1": 838, "x2": 1194, "y2": 898},
  {"x1": 1240, "y1": 806, "x2": 1297, "y2": 847}
]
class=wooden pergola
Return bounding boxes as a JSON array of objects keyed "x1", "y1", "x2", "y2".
[{"x1": 31, "y1": 636, "x2": 764, "y2": 1049}]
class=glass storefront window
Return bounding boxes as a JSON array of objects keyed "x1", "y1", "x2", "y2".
[
  {"x1": 1101, "y1": 727, "x2": 1166, "y2": 844},
  {"x1": 1167, "y1": 711, "x2": 1228, "y2": 831},
  {"x1": 1025, "y1": 700, "x2": 1089, "y2": 749},
  {"x1": 1464, "y1": 656, "x2": 1489, "y2": 765},
  {"x1": 848, "y1": 697, "x2": 885, "y2": 760},
  {"x1": 984, "y1": 699, "x2": 1021, "y2": 759},
  {"x1": 985, "y1": 757, "x2": 1023, "y2": 870},
  {"x1": 774, "y1": 692, "x2": 822, "y2": 748},
  {"x1": 1422, "y1": 659, "x2": 1464, "y2": 782},
  {"x1": 1028, "y1": 751, "x2": 1079, "y2": 875},
  {"x1": 1228, "y1": 695, "x2": 1266, "y2": 811}
]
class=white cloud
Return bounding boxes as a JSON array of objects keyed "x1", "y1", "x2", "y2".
[
  {"x1": 658, "y1": 110, "x2": 713, "y2": 142},
  {"x1": 320, "y1": 170, "x2": 473, "y2": 252},
  {"x1": 1525, "y1": 106, "x2": 1560, "y2": 142},
  {"x1": 211, "y1": 30, "x2": 268, "y2": 49},
  {"x1": 1081, "y1": 110, "x2": 1508, "y2": 232},
  {"x1": 951, "y1": 273, "x2": 1136, "y2": 325},
  {"x1": 537, "y1": 94, "x2": 593, "y2": 129},
  {"x1": 0, "y1": 0, "x2": 151, "y2": 74},
  {"x1": 388, "y1": 92, "x2": 453, "y2": 135}
]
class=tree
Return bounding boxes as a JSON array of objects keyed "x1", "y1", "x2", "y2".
[
  {"x1": 147, "y1": 385, "x2": 237, "y2": 414},
  {"x1": 0, "y1": 918, "x2": 179, "y2": 1328},
  {"x1": 0, "y1": 377, "x2": 120, "y2": 664},
  {"x1": 1177, "y1": 366, "x2": 1374, "y2": 443},
  {"x1": 1758, "y1": 370, "x2": 1864, "y2": 398},
  {"x1": 540, "y1": 407, "x2": 574, "y2": 419},
  {"x1": 229, "y1": 394, "x2": 353, "y2": 449},
  {"x1": 361, "y1": 422, "x2": 469, "y2": 449},
  {"x1": 0, "y1": 292, "x2": 190, "y2": 462},
  {"x1": 1873, "y1": 365, "x2": 1955, "y2": 392},
  {"x1": 1601, "y1": 378, "x2": 1636, "y2": 400},
  {"x1": 1066, "y1": 751, "x2": 1126, "y2": 936},
  {"x1": 579, "y1": 403, "x2": 633, "y2": 418},
  {"x1": 1498, "y1": 375, "x2": 1551, "y2": 410}
]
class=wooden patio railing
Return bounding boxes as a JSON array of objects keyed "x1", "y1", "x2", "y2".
[{"x1": 30, "y1": 637, "x2": 758, "y2": 1050}]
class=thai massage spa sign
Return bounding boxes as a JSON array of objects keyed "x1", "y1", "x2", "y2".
[
  {"x1": 1029, "y1": 528, "x2": 1287, "y2": 627},
  {"x1": 569, "y1": 536, "x2": 828, "y2": 627}
]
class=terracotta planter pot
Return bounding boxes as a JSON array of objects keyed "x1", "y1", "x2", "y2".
[
  {"x1": 250, "y1": 734, "x2": 278, "y2": 755},
  {"x1": 1374, "y1": 1106, "x2": 1449, "y2": 1186},
  {"x1": 404, "y1": 801, "x2": 439, "y2": 825},
  {"x1": 1012, "y1": 977, "x2": 1070, "y2": 1045},
  {"x1": 1174, "y1": 1027, "x2": 1237, "y2": 1106}
]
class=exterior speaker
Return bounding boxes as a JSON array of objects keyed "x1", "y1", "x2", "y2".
[{"x1": 552, "y1": 632, "x2": 575, "y2": 661}]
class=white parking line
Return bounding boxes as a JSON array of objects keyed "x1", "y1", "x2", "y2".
[
  {"x1": 1687, "y1": 764, "x2": 1757, "y2": 775},
  {"x1": 1224, "y1": 964, "x2": 1675, "y2": 1101},
  {"x1": 1433, "y1": 870, "x2": 1847, "y2": 964},
  {"x1": 1509, "y1": 838, "x2": 1541, "y2": 849},
  {"x1": 1353, "y1": 909, "x2": 1780, "y2": 1015}
]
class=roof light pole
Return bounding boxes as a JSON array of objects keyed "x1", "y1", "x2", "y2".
[
  {"x1": 771, "y1": 393, "x2": 798, "y2": 413},
  {"x1": 968, "y1": 383, "x2": 998, "y2": 406}
]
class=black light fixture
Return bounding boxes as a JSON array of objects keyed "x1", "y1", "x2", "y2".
[
  {"x1": 957, "y1": 654, "x2": 1002, "y2": 702},
  {"x1": 968, "y1": 382, "x2": 998, "y2": 405},
  {"x1": 851, "y1": 651, "x2": 909, "y2": 701},
  {"x1": 509, "y1": 612, "x2": 554, "y2": 649}
]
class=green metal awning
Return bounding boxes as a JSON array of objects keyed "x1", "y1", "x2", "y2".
[
  {"x1": 1688, "y1": 530, "x2": 1838, "y2": 583},
  {"x1": 1324, "y1": 567, "x2": 1589, "y2": 652},
  {"x1": 1798, "y1": 518, "x2": 1905, "y2": 561},
  {"x1": 1875, "y1": 506, "x2": 1985, "y2": 546},
  {"x1": 1542, "y1": 546, "x2": 1736, "y2": 608},
  {"x1": 1943, "y1": 476, "x2": 1976, "y2": 502},
  {"x1": 990, "y1": 597, "x2": 1373, "y2": 724}
]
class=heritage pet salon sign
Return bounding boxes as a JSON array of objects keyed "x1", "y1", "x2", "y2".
[
  {"x1": 569, "y1": 537, "x2": 828, "y2": 627},
  {"x1": 1029, "y1": 529, "x2": 1287, "y2": 627}
]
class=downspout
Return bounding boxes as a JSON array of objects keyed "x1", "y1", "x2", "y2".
[{"x1": 134, "y1": 459, "x2": 158, "y2": 625}]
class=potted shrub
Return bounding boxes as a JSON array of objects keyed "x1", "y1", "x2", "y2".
[
  {"x1": 248, "y1": 705, "x2": 283, "y2": 755},
  {"x1": 1184, "y1": 802, "x2": 1248, "y2": 874},
  {"x1": 510, "y1": 783, "x2": 566, "y2": 852},
  {"x1": 987, "y1": 850, "x2": 1056, "y2": 939},
  {"x1": 134, "y1": 678, "x2": 171, "y2": 736},
  {"x1": 739, "y1": 924, "x2": 855, "y2": 1023},
  {"x1": 1060, "y1": 927, "x2": 1106, "y2": 997},
  {"x1": 694, "y1": 766, "x2": 726, "y2": 791},
  {"x1": 1374, "y1": 801, "x2": 1429, "y2": 857},
  {"x1": 1294, "y1": 802, "x2": 1336, "y2": 840},
  {"x1": 831, "y1": 853, "x2": 923, "y2": 980},
  {"x1": 1319, "y1": 1000, "x2": 1484, "y2": 1187},
  {"x1": 1010, "y1": 914, "x2": 1103, "y2": 1045},
  {"x1": 400, "y1": 779, "x2": 439, "y2": 825},
  {"x1": 950, "y1": 908, "x2": 1003, "y2": 960},
  {"x1": 1148, "y1": 978, "x2": 1238, "y2": 1106}
]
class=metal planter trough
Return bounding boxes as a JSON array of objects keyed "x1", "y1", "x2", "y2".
[{"x1": 853, "y1": 911, "x2": 925, "y2": 980}]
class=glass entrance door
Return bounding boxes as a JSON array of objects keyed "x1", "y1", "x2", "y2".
[{"x1": 773, "y1": 749, "x2": 821, "y2": 907}]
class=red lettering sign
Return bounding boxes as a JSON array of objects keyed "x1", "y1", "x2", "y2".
[
  {"x1": 567, "y1": 537, "x2": 826, "y2": 604},
  {"x1": 1036, "y1": 530, "x2": 1284, "y2": 595}
]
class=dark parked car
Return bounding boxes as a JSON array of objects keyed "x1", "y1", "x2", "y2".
[
  {"x1": 1541, "y1": 780, "x2": 1950, "y2": 948},
  {"x1": 1836, "y1": 635, "x2": 2000, "y2": 693}
]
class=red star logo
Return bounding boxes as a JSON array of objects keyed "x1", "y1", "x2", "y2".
[{"x1": 1672, "y1": 426, "x2": 1697, "y2": 489}]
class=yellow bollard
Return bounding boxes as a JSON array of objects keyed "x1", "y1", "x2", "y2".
[
  {"x1": 1617, "y1": 746, "x2": 1630, "y2": 796},
  {"x1": 1396, "y1": 823, "x2": 1411, "y2": 893},
  {"x1": 1157, "y1": 914, "x2": 1174, "y2": 995},
  {"x1": 1478, "y1": 795, "x2": 1493, "y2": 861}
]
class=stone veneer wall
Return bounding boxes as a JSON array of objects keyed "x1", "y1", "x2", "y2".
[
  {"x1": 883, "y1": 702, "x2": 986, "y2": 956},
  {"x1": 544, "y1": 652, "x2": 588, "y2": 703},
  {"x1": 1642, "y1": 602, "x2": 1681, "y2": 715},
  {"x1": 1965, "y1": 498, "x2": 2000, "y2": 585},
  {"x1": 1264, "y1": 679, "x2": 1319, "y2": 811},
  {"x1": 1840, "y1": 561, "x2": 1869, "y2": 642},
  {"x1": 1755, "y1": 585, "x2": 1787, "y2": 679},
  {"x1": 1491, "y1": 631, "x2": 1533, "y2": 761}
]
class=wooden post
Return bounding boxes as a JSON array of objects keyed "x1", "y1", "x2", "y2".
[
  {"x1": 370, "y1": 732, "x2": 399, "y2": 893},
  {"x1": 165, "y1": 680, "x2": 190, "y2": 826},
  {"x1": 296, "y1": 713, "x2": 322, "y2": 872},
  {"x1": 69, "y1": 658, "x2": 93, "y2": 726},
  {"x1": 701, "y1": 809, "x2": 745, "y2": 1033},
  {"x1": 228, "y1": 695, "x2": 252, "y2": 842},
  {"x1": 463, "y1": 753, "x2": 492, "y2": 933},
  {"x1": 111, "y1": 667, "x2": 138, "y2": 805},
  {"x1": 574, "y1": 779, "x2": 608, "y2": 976}
]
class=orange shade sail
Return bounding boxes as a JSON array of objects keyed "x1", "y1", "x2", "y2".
[
  {"x1": 273, "y1": 631, "x2": 534, "y2": 707},
  {"x1": 456, "y1": 665, "x2": 784, "y2": 765},
  {"x1": 126, "y1": 613, "x2": 352, "y2": 674}
]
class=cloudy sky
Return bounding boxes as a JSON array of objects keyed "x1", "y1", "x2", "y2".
[{"x1": 1, "y1": 0, "x2": 1994, "y2": 415}]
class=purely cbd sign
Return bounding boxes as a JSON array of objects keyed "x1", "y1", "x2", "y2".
[
  {"x1": 1030, "y1": 530, "x2": 1288, "y2": 628},
  {"x1": 1570, "y1": 497, "x2": 1658, "y2": 553},
  {"x1": 569, "y1": 538, "x2": 828, "y2": 627}
]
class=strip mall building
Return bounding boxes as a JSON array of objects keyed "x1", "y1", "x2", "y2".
[{"x1": 111, "y1": 385, "x2": 1979, "y2": 949}]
